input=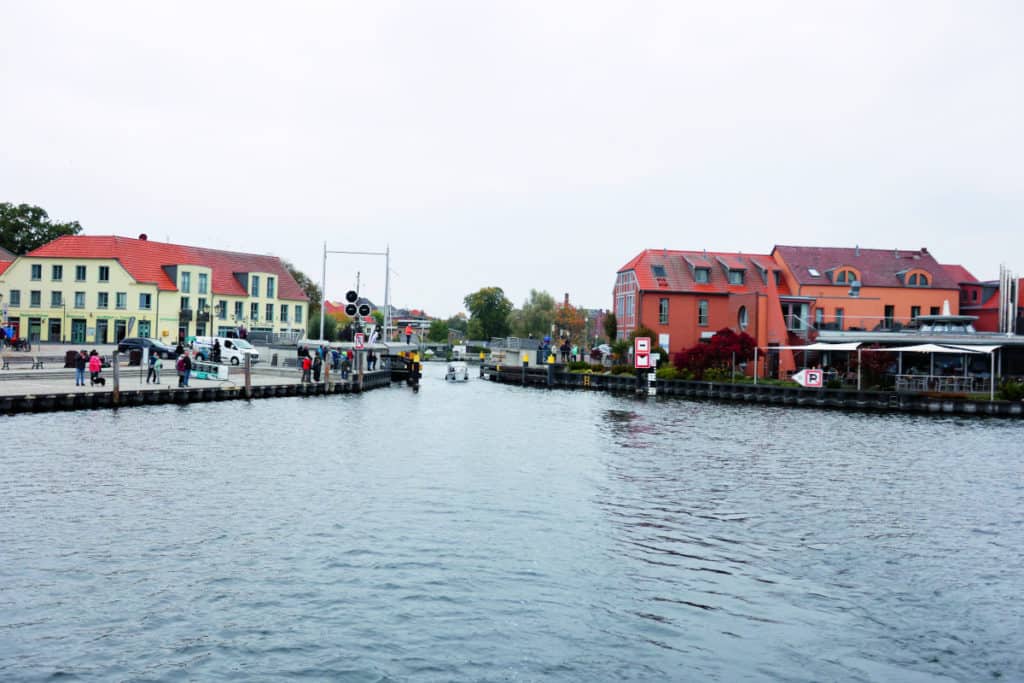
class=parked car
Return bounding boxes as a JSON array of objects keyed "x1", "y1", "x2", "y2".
[
  {"x1": 117, "y1": 337, "x2": 177, "y2": 359},
  {"x1": 191, "y1": 336, "x2": 260, "y2": 365}
]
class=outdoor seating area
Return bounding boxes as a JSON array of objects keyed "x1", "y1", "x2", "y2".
[{"x1": 894, "y1": 374, "x2": 990, "y2": 394}]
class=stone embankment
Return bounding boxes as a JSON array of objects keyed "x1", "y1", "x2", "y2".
[{"x1": 482, "y1": 365, "x2": 1024, "y2": 417}]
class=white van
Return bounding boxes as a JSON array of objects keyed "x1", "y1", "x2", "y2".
[{"x1": 192, "y1": 336, "x2": 260, "y2": 365}]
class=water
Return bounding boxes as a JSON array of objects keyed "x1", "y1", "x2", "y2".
[{"x1": 2, "y1": 364, "x2": 1022, "y2": 682}]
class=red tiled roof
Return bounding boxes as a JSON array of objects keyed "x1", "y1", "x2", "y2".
[
  {"x1": 618, "y1": 249, "x2": 780, "y2": 294},
  {"x1": 0, "y1": 261, "x2": 11, "y2": 276},
  {"x1": 772, "y1": 245, "x2": 959, "y2": 289},
  {"x1": 941, "y1": 263, "x2": 977, "y2": 284},
  {"x1": 27, "y1": 235, "x2": 308, "y2": 300}
]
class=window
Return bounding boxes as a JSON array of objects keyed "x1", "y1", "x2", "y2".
[
  {"x1": 217, "y1": 301, "x2": 227, "y2": 319},
  {"x1": 774, "y1": 271, "x2": 782, "y2": 286},
  {"x1": 836, "y1": 270, "x2": 847, "y2": 283},
  {"x1": 694, "y1": 268, "x2": 710, "y2": 283},
  {"x1": 808, "y1": 268, "x2": 821, "y2": 277},
  {"x1": 727, "y1": 270, "x2": 744, "y2": 285},
  {"x1": 267, "y1": 277, "x2": 275, "y2": 298},
  {"x1": 9, "y1": 290, "x2": 20, "y2": 306},
  {"x1": 180, "y1": 271, "x2": 191, "y2": 293},
  {"x1": 75, "y1": 265, "x2": 86, "y2": 281},
  {"x1": 98, "y1": 266, "x2": 110, "y2": 282},
  {"x1": 835, "y1": 308, "x2": 844, "y2": 329},
  {"x1": 265, "y1": 303, "x2": 274, "y2": 321},
  {"x1": 738, "y1": 305, "x2": 748, "y2": 330},
  {"x1": 615, "y1": 295, "x2": 624, "y2": 318},
  {"x1": 911, "y1": 306, "x2": 921, "y2": 320},
  {"x1": 31, "y1": 264, "x2": 42, "y2": 280},
  {"x1": 281, "y1": 304, "x2": 289, "y2": 322},
  {"x1": 972, "y1": 290, "x2": 978, "y2": 301},
  {"x1": 651, "y1": 265, "x2": 667, "y2": 279},
  {"x1": 139, "y1": 293, "x2": 152, "y2": 310},
  {"x1": 30, "y1": 290, "x2": 41, "y2": 307},
  {"x1": 814, "y1": 308, "x2": 824, "y2": 327},
  {"x1": 116, "y1": 292, "x2": 127, "y2": 309},
  {"x1": 234, "y1": 301, "x2": 243, "y2": 319},
  {"x1": 74, "y1": 292, "x2": 85, "y2": 309},
  {"x1": 198, "y1": 273, "x2": 208, "y2": 295},
  {"x1": 51, "y1": 291, "x2": 63, "y2": 307},
  {"x1": 911, "y1": 273, "x2": 929, "y2": 286},
  {"x1": 250, "y1": 302, "x2": 259, "y2": 320},
  {"x1": 658, "y1": 298, "x2": 669, "y2": 325},
  {"x1": 52, "y1": 265, "x2": 63, "y2": 281},
  {"x1": 698, "y1": 299, "x2": 709, "y2": 326},
  {"x1": 97, "y1": 292, "x2": 109, "y2": 309},
  {"x1": 295, "y1": 305, "x2": 303, "y2": 323},
  {"x1": 884, "y1": 305, "x2": 895, "y2": 328},
  {"x1": 198, "y1": 297, "x2": 207, "y2": 314},
  {"x1": 180, "y1": 296, "x2": 190, "y2": 311},
  {"x1": 251, "y1": 276, "x2": 260, "y2": 298},
  {"x1": 930, "y1": 306, "x2": 940, "y2": 315}
]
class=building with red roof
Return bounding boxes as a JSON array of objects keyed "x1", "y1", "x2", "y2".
[
  {"x1": 0, "y1": 234, "x2": 308, "y2": 344},
  {"x1": 614, "y1": 249, "x2": 795, "y2": 376},
  {"x1": 945, "y1": 264, "x2": 1024, "y2": 333}
]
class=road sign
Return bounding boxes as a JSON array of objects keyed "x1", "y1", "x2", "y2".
[
  {"x1": 634, "y1": 336, "x2": 651, "y2": 369},
  {"x1": 792, "y1": 368, "x2": 823, "y2": 388},
  {"x1": 354, "y1": 332, "x2": 365, "y2": 350}
]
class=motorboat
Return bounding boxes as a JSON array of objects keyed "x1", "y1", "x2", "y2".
[{"x1": 445, "y1": 361, "x2": 469, "y2": 382}]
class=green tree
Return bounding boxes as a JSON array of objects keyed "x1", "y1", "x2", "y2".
[
  {"x1": 446, "y1": 314, "x2": 468, "y2": 334},
  {"x1": 509, "y1": 289, "x2": 556, "y2": 338},
  {"x1": 282, "y1": 259, "x2": 323, "y2": 337},
  {"x1": 464, "y1": 287, "x2": 513, "y2": 339},
  {"x1": 427, "y1": 318, "x2": 450, "y2": 342},
  {"x1": 0, "y1": 202, "x2": 83, "y2": 254},
  {"x1": 603, "y1": 311, "x2": 618, "y2": 342}
]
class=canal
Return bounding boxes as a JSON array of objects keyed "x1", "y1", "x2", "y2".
[{"x1": 2, "y1": 363, "x2": 1022, "y2": 681}]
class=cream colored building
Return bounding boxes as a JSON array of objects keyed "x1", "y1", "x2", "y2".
[{"x1": 0, "y1": 235, "x2": 309, "y2": 344}]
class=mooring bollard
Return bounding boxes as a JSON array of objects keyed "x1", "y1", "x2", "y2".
[{"x1": 244, "y1": 353, "x2": 252, "y2": 398}]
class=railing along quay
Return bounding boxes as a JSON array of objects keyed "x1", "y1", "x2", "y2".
[{"x1": 481, "y1": 365, "x2": 1024, "y2": 417}]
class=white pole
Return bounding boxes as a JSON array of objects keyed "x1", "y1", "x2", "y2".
[
  {"x1": 857, "y1": 348, "x2": 862, "y2": 391},
  {"x1": 991, "y1": 351, "x2": 996, "y2": 401},
  {"x1": 753, "y1": 347, "x2": 758, "y2": 385},
  {"x1": 319, "y1": 241, "x2": 327, "y2": 342},
  {"x1": 384, "y1": 245, "x2": 391, "y2": 343}
]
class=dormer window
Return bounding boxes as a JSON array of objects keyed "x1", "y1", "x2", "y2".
[
  {"x1": 727, "y1": 270, "x2": 744, "y2": 285},
  {"x1": 695, "y1": 268, "x2": 710, "y2": 283},
  {"x1": 908, "y1": 272, "x2": 930, "y2": 286},
  {"x1": 833, "y1": 268, "x2": 859, "y2": 284},
  {"x1": 651, "y1": 264, "x2": 667, "y2": 278}
]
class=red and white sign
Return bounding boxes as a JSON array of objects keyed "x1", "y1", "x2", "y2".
[
  {"x1": 792, "y1": 368, "x2": 823, "y2": 388},
  {"x1": 634, "y1": 336, "x2": 651, "y2": 369},
  {"x1": 354, "y1": 333, "x2": 365, "y2": 350}
]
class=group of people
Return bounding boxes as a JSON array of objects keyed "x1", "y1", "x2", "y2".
[
  {"x1": 297, "y1": 345, "x2": 380, "y2": 383},
  {"x1": 73, "y1": 349, "x2": 105, "y2": 387}
]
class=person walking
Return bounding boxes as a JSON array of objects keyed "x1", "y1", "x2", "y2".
[
  {"x1": 183, "y1": 352, "x2": 193, "y2": 387},
  {"x1": 146, "y1": 352, "x2": 158, "y2": 383},
  {"x1": 152, "y1": 355, "x2": 163, "y2": 384},
  {"x1": 177, "y1": 354, "x2": 186, "y2": 387},
  {"x1": 312, "y1": 354, "x2": 322, "y2": 383},
  {"x1": 405, "y1": 324, "x2": 413, "y2": 344},
  {"x1": 88, "y1": 350, "x2": 102, "y2": 386},
  {"x1": 74, "y1": 349, "x2": 87, "y2": 386}
]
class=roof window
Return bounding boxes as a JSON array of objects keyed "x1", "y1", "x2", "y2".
[
  {"x1": 808, "y1": 268, "x2": 821, "y2": 277},
  {"x1": 651, "y1": 264, "x2": 667, "y2": 278}
]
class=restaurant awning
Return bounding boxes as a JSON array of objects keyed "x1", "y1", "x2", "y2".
[{"x1": 769, "y1": 342, "x2": 862, "y2": 351}]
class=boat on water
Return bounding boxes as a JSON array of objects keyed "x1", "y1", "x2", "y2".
[{"x1": 445, "y1": 361, "x2": 469, "y2": 382}]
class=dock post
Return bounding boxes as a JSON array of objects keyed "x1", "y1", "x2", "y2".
[
  {"x1": 112, "y1": 352, "x2": 121, "y2": 405},
  {"x1": 244, "y1": 354, "x2": 252, "y2": 398}
]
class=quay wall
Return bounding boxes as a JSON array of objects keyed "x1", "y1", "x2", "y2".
[
  {"x1": 482, "y1": 365, "x2": 1024, "y2": 418},
  {"x1": 0, "y1": 370, "x2": 393, "y2": 416}
]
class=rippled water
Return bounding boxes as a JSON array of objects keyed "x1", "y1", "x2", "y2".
[{"x1": 2, "y1": 364, "x2": 1023, "y2": 681}]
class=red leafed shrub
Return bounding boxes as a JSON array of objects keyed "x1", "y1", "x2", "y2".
[{"x1": 672, "y1": 328, "x2": 757, "y2": 380}]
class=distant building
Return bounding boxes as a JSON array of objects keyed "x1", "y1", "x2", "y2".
[
  {"x1": 945, "y1": 264, "x2": 1024, "y2": 333},
  {"x1": 0, "y1": 234, "x2": 308, "y2": 344}
]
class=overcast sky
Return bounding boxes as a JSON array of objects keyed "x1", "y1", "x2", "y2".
[{"x1": 2, "y1": 2, "x2": 1021, "y2": 317}]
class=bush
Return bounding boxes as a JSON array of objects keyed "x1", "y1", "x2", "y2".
[
  {"x1": 825, "y1": 379, "x2": 842, "y2": 389},
  {"x1": 703, "y1": 367, "x2": 732, "y2": 383},
  {"x1": 656, "y1": 366, "x2": 679, "y2": 380},
  {"x1": 567, "y1": 361, "x2": 592, "y2": 372},
  {"x1": 997, "y1": 379, "x2": 1024, "y2": 401},
  {"x1": 610, "y1": 364, "x2": 635, "y2": 376}
]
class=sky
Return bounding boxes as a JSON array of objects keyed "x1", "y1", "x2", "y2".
[{"x1": 1, "y1": 1, "x2": 1022, "y2": 318}]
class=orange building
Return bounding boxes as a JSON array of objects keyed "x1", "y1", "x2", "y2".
[
  {"x1": 770, "y1": 246, "x2": 961, "y2": 333},
  {"x1": 613, "y1": 249, "x2": 794, "y2": 375}
]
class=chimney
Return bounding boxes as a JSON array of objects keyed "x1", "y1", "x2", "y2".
[
  {"x1": 564, "y1": 293, "x2": 569, "y2": 306},
  {"x1": 855, "y1": 244, "x2": 859, "y2": 257}
]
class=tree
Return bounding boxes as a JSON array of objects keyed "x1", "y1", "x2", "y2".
[
  {"x1": 553, "y1": 302, "x2": 586, "y2": 342},
  {"x1": 0, "y1": 202, "x2": 83, "y2": 254},
  {"x1": 446, "y1": 314, "x2": 468, "y2": 334},
  {"x1": 427, "y1": 319, "x2": 450, "y2": 342},
  {"x1": 509, "y1": 289, "x2": 556, "y2": 338},
  {"x1": 603, "y1": 311, "x2": 618, "y2": 342},
  {"x1": 464, "y1": 287, "x2": 513, "y2": 339}
]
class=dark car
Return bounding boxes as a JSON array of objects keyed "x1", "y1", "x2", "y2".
[{"x1": 117, "y1": 337, "x2": 176, "y2": 359}]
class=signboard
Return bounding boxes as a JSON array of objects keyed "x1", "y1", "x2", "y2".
[
  {"x1": 634, "y1": 336, "x2": 651, "y2": 369},
  {"x1": 792, "y1": 368, "x2": 823, "y2": 388},
  {"x1": 354, "y1": 332, "x2": 365, "y2": 350}
]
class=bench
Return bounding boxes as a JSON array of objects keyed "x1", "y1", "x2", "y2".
[{"x1": 31, "y1": 356, "x2": 44, "y2": 369}]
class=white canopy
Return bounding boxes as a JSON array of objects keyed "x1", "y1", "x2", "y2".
[
  {"x1": 769, "y1": 342, "x2": 862, "y2": 351},
  {"x1": 941, "y1": 344, "x2": 1002, "y2": 354},
  {"x1": 869, "y1": 343, "x2": 987, "y2": 354}
]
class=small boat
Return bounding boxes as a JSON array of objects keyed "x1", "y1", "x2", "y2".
[{"x1": 445, "y1": 361, "x2": 469, "y2": 382}]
